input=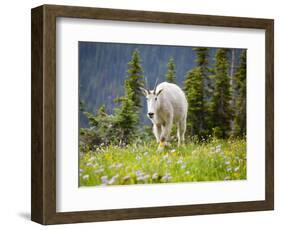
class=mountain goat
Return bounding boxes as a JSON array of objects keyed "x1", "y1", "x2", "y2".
[{"x1": 140, "y1": 81, "x2": 188, "y2": 152}]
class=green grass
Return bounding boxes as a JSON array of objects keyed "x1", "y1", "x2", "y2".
[{"x1": 79, "y1": 138, "x2": 246, "y2": 186}]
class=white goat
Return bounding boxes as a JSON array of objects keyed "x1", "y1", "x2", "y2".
[{"x1": 140, "y1": 81, "x2": 188, "y2": 152}]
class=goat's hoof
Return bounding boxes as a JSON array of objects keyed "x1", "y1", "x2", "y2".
[
  {"x1": 166, "y1": 142, "x2": 171, "y2": 147},
  {"x1": 157, "y1": 146, "x2": 165, "y2": 153},
  {"x1": 157, "y1": 142, "x2": 166, "y2": 153}
]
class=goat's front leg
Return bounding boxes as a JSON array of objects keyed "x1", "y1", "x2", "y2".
[
  {"x1": 157, "y1": 116, "x2": 173, "y2": 152},
  {"x1": 153, "y1": 124, "x2": 162, "y2": 143}
]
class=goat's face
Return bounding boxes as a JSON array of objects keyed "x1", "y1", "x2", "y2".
[
  {"x1": 140, "y1": 87, "x2": 164, "y2": 120},
  {"x1": 146, "y1": 92, "x2": 159, "y2": 119}
]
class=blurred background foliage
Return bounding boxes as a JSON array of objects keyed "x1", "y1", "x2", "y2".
[{"x1": 79, "y1": 42, "x2": 246, "y2": 150}]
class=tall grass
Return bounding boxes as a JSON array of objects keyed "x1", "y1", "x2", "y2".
[{"x1": 79, "y1": 138, "x2": 246, "y2": 186}]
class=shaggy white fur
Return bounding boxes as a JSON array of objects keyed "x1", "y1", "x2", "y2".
[{"x1": 141, "y1": 82, "x2": 188, "y2": 152}]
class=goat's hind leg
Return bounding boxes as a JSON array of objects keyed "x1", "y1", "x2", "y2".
[
  {"x1": 179, "y1": 118, "x2": 186, "y2": 146},
  {"x1": 177, "y1": 122, "x2": 181, "y2": 147}
]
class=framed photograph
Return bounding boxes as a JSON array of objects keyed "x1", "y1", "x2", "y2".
[{"x1": 31, "y1": 4, "x2": 274, "y2": 225}]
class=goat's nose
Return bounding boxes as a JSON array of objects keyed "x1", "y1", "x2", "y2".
[{"x1": 148, "y1": 112, "x2": 154, "y2": 118}]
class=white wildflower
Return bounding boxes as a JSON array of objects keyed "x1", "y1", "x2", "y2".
[
  {"x1": 136, "y1": 155, "x2": 141, "y2": 161},
  {"x1": 137, "y1": 176, "x2": 144, "y2": 181},
  {"x1": 113, "y1": 174, "x2": 119, "y2": 179},
  {"x1": 108, "y1": 178, "x2": 115, "y2": 185},
  {"x1": 143, "y1": 174, "x2": 150, "y2": 180},
  {"x1": 95, "y1": 168, "x2": 104, "y2": 173},
  {"x1": 144, "y1": 152, "x2": 149, "y2": 156},
  {"x1": 181, "y1": 164, "x2": 187, "y2": 169},
  {"x1": 101, "y1": 176, "x2": 108, "y2": 184},
  {"x1": 185, "y1": 171, "x2": 190, "y2": 175},
  {"x1": 86, "y1": 162, "x2": 93, "y2": 167},
  {"x1": 123, "y1": 175, "x2": 130, "y2": 181},
  {"x1": 162, "y1": 173, "x2": 172, "y2": 181},
  {"x1": 215, "y1": 145, "x2": 221, "y2": 153},
  {"x1": 135, "y1": 170, "x2": 144, "y2": 177},
  {"x1": 171, "y1": 149, "x2": 176, "y2": 153},
  {"x1": 234, "y1": 166, "x2": 240, "y2": 172},
  {"x1": 225, "y1": 161, "x2": 230, "y2": 165},
  {"x1": 115, "y1": 163, "x2": 123, "y2": 169},
  {"x1": 82, "y1": 174, "x2": 89, "y2": 180},
  {"x1": 176, "y1": 159, "x2": 183, "y2": 164},
  {"x1": 137, "y1": 173, "x2": 150, "y2": 181},
  {"x1": 152, "y1": 173, "x2": 158, "y2": 179},
  {"x1": 108, "y1": 174, "x2": 119, "y2": 185},
  {"x1": 109, "y1": 164, "x2": 115, "y2": 169},
  {"x1": 226, "y1": 167, "x2": 232, "y2": 172},
  {"x1": 88, "y1": 156, "x2": 95, "y2": 162}
]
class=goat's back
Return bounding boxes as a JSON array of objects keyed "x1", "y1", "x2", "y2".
[{"x1": 156, "y1": 82, "x2": 188, "y2": 120}]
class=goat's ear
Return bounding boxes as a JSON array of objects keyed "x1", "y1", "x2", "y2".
[
  {"x1": 156, "y1": 89, "x2": 164, "y2": 96},
  {"x1": 139, "y1": 87, "x2": 148, "y2": 96}
]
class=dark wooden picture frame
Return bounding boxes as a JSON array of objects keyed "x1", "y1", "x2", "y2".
[{"x1": 31, "y1": 4, "x2": 274, "y2": 225}]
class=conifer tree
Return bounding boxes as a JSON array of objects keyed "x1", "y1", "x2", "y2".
[
  {"x1": 193, "y1": 48, "x2": 211, "y2": 95},
  {"x1": 125, "y1": 49, "x2": 144, "y2": 108},
  {"x1": 209, "y1": 49, "x2": 232, "y2": 138},
  {"x1": 114, "y1": 86, "x2": 138, "y2": 145},
  {"x1": 113, "y1": 50, "x2": 144, "y2": 145},
  {"x1": 183, "y1": 48, "x2": 212, "y2": 138},
  {"x1": 183, "y1": 67, "x2": 204, "y2": 137},
  {"x1": 166, "y1": 57, "x2": 176, "y2": 83},
  {"x1": 79, "y1": 100, "x2": 86, "y2": 112},
  {"x1": 232, "y1": 50, "x2": 246, "y2": 137},
  {"x1": 94, "y1": 105, "x2": 114, "y2": 144},
  {"x1": 193, "y1": 48, "x2": 213, "y2": 136},
  {"x1": 193, "y1": 48, "x2": 209, "y2": 77},
  {"x1": 81, "y1": 105, "x2": 116, "y2": 146}
]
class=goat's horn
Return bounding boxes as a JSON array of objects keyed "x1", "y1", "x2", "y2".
[
  {"x1": 144, "y1": 76, "x2": 149, "y2": 91},
  {"x1": 153, "y1": 78, "x2": 159, "y2": 94}
]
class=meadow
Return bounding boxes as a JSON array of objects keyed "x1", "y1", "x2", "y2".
[{"x1": 79, "y1": 138, "x2": 246, "y2": 186}]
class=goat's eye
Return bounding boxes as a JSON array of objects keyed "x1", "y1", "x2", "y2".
[{"x1": 155, "y1": 97, "x2": 157, "y2": 101}]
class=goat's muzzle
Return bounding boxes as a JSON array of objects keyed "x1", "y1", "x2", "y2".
[{"x1": 148, "y1": 112, "x2": 154, "y2": 118}]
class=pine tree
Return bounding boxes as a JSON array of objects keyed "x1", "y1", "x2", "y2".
[
  {"x1": 193, "y1": 48, "x2": 213, "y2": 136},
  {"x1": 166, "y1": 57, "x2": 176, "y2": 83},
  {"x1": 82, "y1": 105, "x2": 116, "y2": 145},
  {"x1": 79, "y1": 100, "x2": 86, "y2": 112},
  {"x1": 183, "y1": 67, "x2": 204, "y2": 137},
  {"x1": 193, "y1": 48, "x2": 209, "y2": 76},
  {"x1": 125, "y1": 49, "x2": 144, "y2": 108},
  {"x1": 183, "y1": 48, "x2": 213, "y2": 138},
  {"x1": 193, "y1": 48, "x2": 210, "y2": 95},
  {"x1": 232, "y1": 50, "x2": 246, "y2": 137},
  {"x1": 114, "y1": 86, "x2": 138, "y2": 145},
  {"x1": 209, "y1": 49, "x2": 232, "y2": 138},
  {"x1": 94, "y1": 105, "x2": 113, "y2": 144},
  {"x1": 113, "y1": 50, "x2": 143, "y2": 145}
]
